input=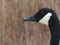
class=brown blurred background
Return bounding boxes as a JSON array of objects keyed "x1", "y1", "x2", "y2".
[{"x1": 0, "y1": 0, "x2": 60, "y2": 45}]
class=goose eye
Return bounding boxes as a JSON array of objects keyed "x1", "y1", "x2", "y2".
[{"x1": 41, "y1": 10, "x2": 44, "y2": 13}]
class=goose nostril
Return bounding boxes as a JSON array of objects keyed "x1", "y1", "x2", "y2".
[{"x1": 23, "y1": 15, "x2": 36, "y2": 21}]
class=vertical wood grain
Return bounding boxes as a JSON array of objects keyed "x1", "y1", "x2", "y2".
[{"x1": 0, "y1": 0, "x2": 60, "y2": 45}]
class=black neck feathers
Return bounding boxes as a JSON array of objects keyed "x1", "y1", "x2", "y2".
[{"x1": 48, "y1": 10, "x2": 60, "y2": 45}]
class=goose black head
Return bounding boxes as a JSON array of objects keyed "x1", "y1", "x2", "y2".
[
  {"x1": 24, "y1": 8, "x2": 59, "y2": 26},
  {"x1": 24, "y1": 8, "x2": 60, "y2": 45}
]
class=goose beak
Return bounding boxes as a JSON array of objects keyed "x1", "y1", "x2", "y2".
[{"x1": 24, "y1": 15, "x2": 36, "y2": 22}]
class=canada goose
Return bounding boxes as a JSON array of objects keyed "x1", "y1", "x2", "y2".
[{"x1": 23, "y1": 8, "x2": 60, "y2": 45}]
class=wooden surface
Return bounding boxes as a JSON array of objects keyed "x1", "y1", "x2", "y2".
[{"x1": 0, "y1": 0, "x2": 60, "y2": 45}]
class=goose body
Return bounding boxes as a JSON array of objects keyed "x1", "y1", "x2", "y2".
[{"x1": 24, "y1": 8, "x2": 60, "y2": 45}]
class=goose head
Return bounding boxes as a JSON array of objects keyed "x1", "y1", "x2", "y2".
[
  {"x1": 24, "y1": 8, "x2": 59, "y2": 26},
  {"x1": 24, "y1": 8, "x2": 60, "y2": 45}
]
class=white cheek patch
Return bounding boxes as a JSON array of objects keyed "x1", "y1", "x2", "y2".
[{"x1": 39, "y1": 13, "x2": 52, "y2": 25}]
